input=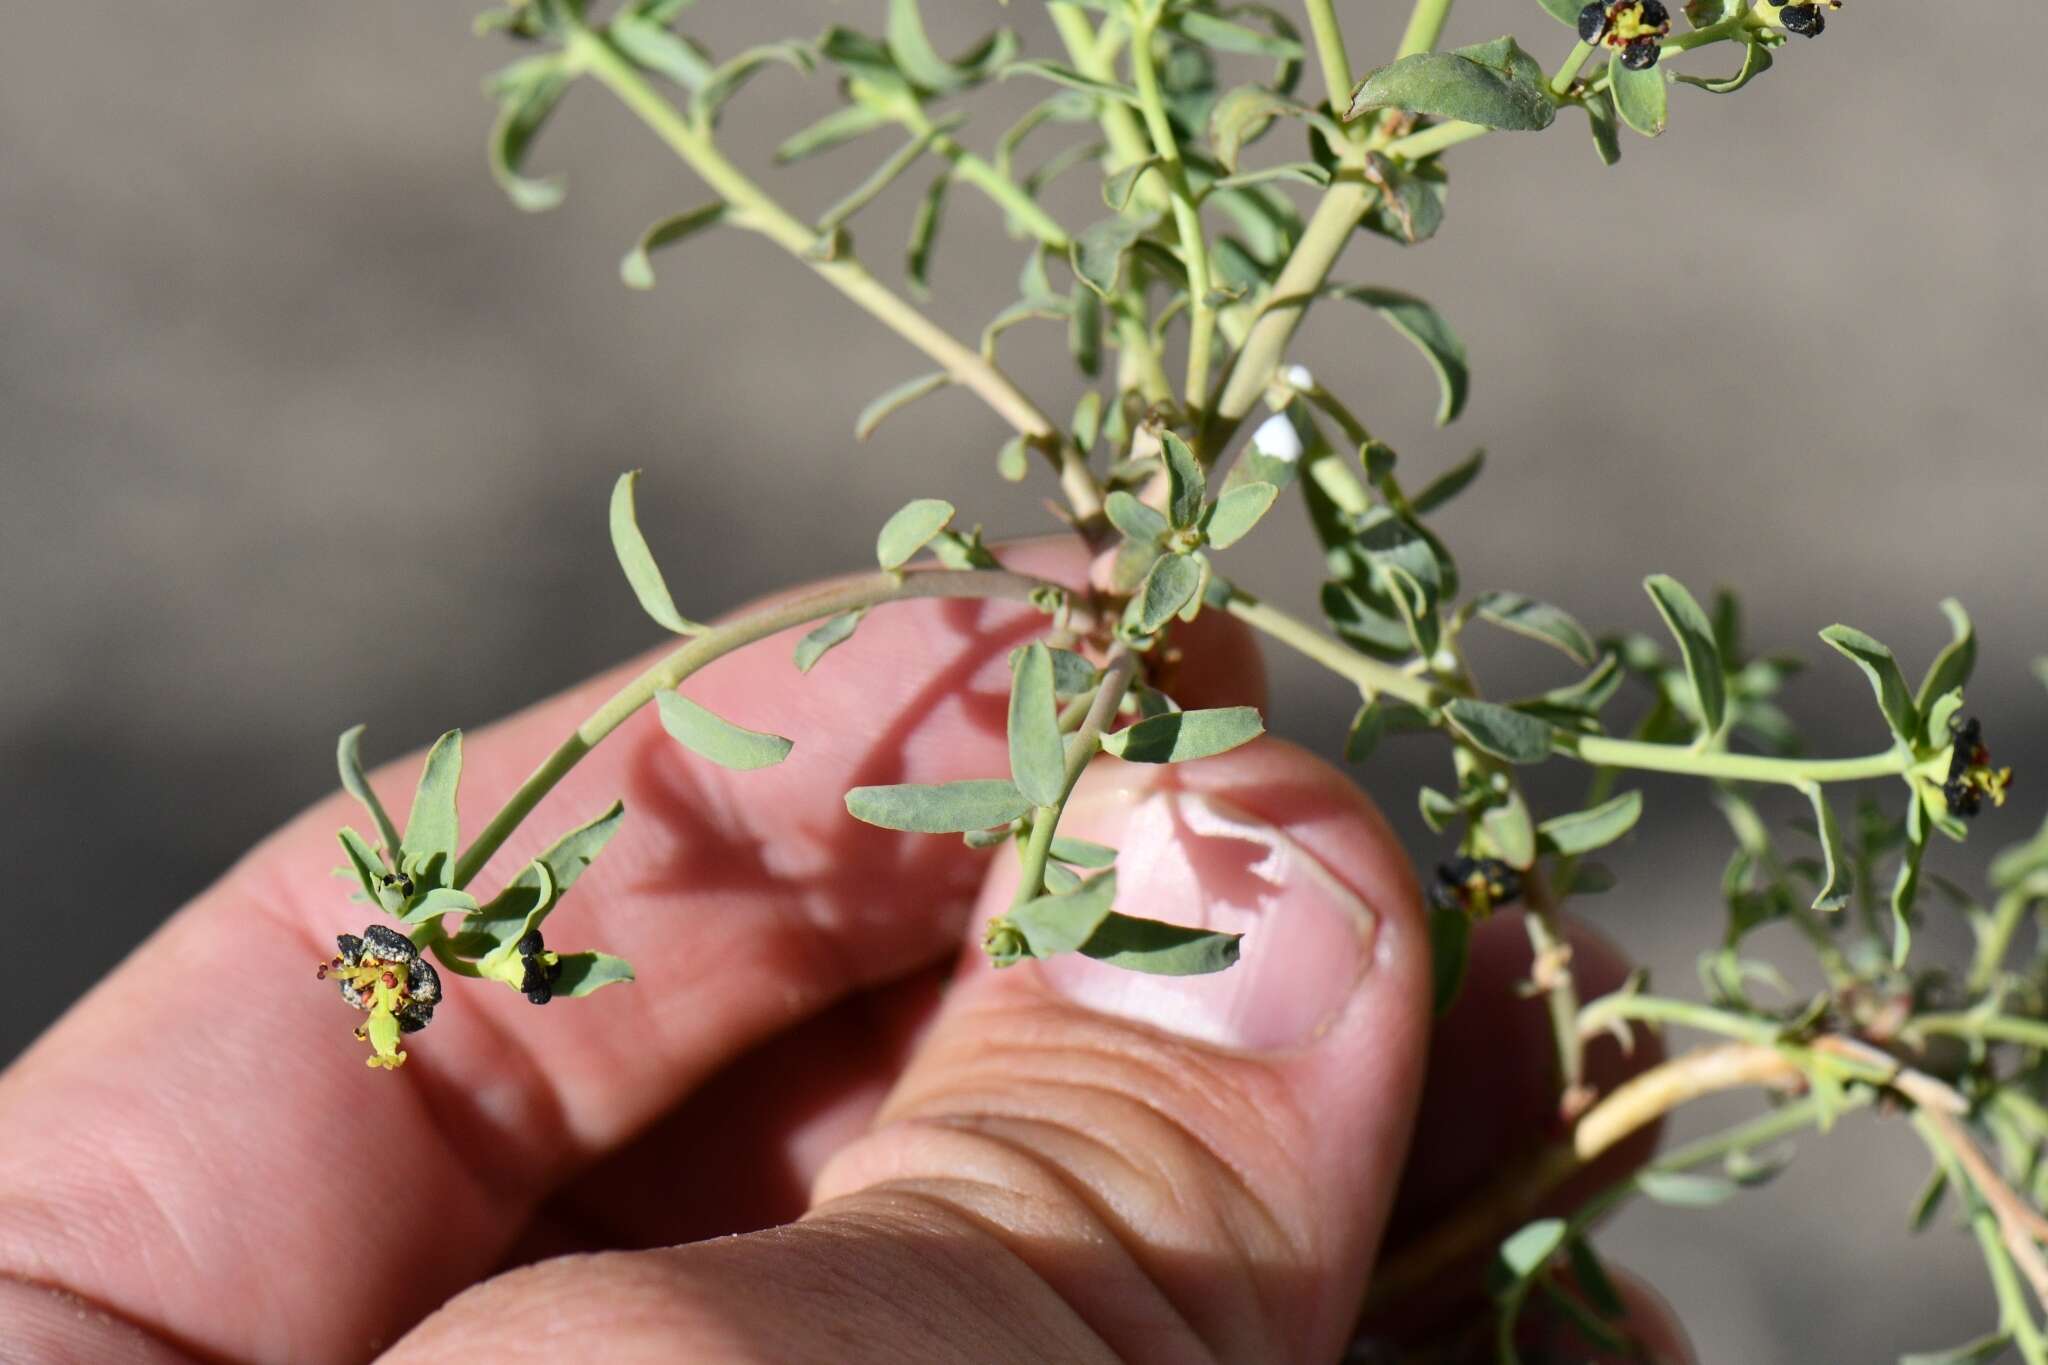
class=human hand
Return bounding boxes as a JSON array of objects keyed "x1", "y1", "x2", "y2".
[{"x1": 0, "y1": 542, "x2": 1692, "y2": 1363}]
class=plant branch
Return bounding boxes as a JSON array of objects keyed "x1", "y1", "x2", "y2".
[
  {"x1": 1561, "y1": 732, "x2": 1912, "y2": 786},
  {"x1": 451, "y1": 565, "x2": 1082, "y2": 888},
  {"x1": 1127, "y1": 14, "x2": 1217, "y2": 413},
  {"x1": 1012, "y1": 648, "x2": 1140, "y2": 907},
  {"x1": 1969, "y1": 885, "x2": 2040, "y2": 995},
  {"x1": 1214, "y1": 578, "x2": 1440, "y2": 709},
  {"x1": 570, "y1": 27, "x2": 1103, "y2": 519},
  {"x1": 1302, "y1": 0, "x2": 1356, "y2": 119}
]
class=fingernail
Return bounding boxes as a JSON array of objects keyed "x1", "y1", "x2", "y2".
[{"x1": 1031, "y1": 787, "x2": 1377, "y2": 1051}]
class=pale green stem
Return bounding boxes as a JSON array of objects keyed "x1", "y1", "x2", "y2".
[
  {"x1": 452, "y1": 567, "x2": 1072, "y2": 888},
  {"x1": 1550, "y1": 39, "x2": 1595, "y2": 95},
  {"x1": 1048, "y1": 3, "x2": 1158, "y2": 175},
  {"x1": 1909, "y1": 1013, "x2": 2048, "y2": 1054},
  {"x1": 569, "y1": 28, "x2": 1103, "y2": 519},
  {"x1": 1381, "y1": 118, "x2": 1490, "y2": 161},
  {"x1": 1215, "y1": 580, "x2": 1439, "y2": 709},
  {"x1": 1127, "y1": 16, "x2": 1217, "y2": 413},
  {"x1": 1577, "y1": 992, "x2": 1785, "y2": 1047},
  {"x1": 1302, "y1": 0, "x2": 1356, "y2": 114},
  {"x1": 1564, "y1": 733, "x2": 1910, "y2": 786},
  {"x1": 1522, "y1": 872, "x2": 1586, "y2": 1103},
  {"x1": 1394, "y1": 0, "x2": 1457, "y2": 61},
  {"x1": 1969, "y1": 886, "x2": 2039, "y2": 995},
  {"x1": 920, "y1": 128, "x2": 1071, "y2": 248},
  {"x1": 1011, "y1": 649, "x2": 1141, "y2": 907},
  {"x1": 1917, "y1": 1112, "x2": 2048, "y2": 1361}
]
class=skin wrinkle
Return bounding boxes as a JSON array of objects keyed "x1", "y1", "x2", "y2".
[{"x1": 0, "y1": 1272, "x2": 206, "y2": 1365}]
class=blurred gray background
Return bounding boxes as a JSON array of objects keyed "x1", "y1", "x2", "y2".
[{"x1": 3, "y1": 1, "x2": 2042, "y2": 1358}]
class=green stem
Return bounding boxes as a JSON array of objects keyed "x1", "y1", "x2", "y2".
[
  {"x1": 1969, "y1": 886, "x2": 2039, "y2": 995},
  {"x1": 571, "y1": 28, "x2": 1102, "y2": 519},
  {"x1": 930, "y1": 133, "x2": 1070, "y2": 249},
  {"x1": 1577, "y1": 992, "x2": 1785, "y2": 1047},
  {"x1": 1127, "y1": 16, "x2": 1217, "y2": 413},
  {"x1": 1563, "y1": 733, "x2": 1910, "y2": 787},
  {"x1": 452, "y1": 566, "x2": 1073, "y2": 888},
  {"x1": 1381, "y1": 118, "x2": 1490, "y2": 162},
  {"x1": 1909, "y1": 1013, "x2": 2048, "y2": 1054},
  {"x1": 1393, "y1": 0, "x2": 1457, "y2": 61},
  {"x1": 1215, "y1": 579, "x2": 1440, "y2": 709},
  {"x1": 1550, "y1": 40, "x2": 1595, "y2": 95},
  {"x1": 1302, "y1": 0, "x2": 1356, "y2": 114},
  {"x1": 1011, "y1": 649, "x2": 1141, "y2": 906},
  {"x1": 1918, "y1": 1113, "x2": 2048, "y2": 1361},
  {"x1": 1523, "y1": 874, "x2": 1586, "y2": 1104}
]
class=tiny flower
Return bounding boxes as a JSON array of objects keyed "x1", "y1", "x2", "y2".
[
  {"x1": 317, "y1": 924, "x2": 442, "y2": 1070},
  {"x1": 1942, "y1": 716, "x2": 2013, "y2": 819},
  {"x1": 1428, "y1": 857, "x2": 1524, "y2": 918},
  {"x1": 1583, "y1": 2, "x2": 1669, "y2": 68},
  {"x1": 478, "y1": 926, "x2": 563, "y2": 1004},
  {"x1": 1776, "y1": 1, "x2": 1838, "y2": 39}
]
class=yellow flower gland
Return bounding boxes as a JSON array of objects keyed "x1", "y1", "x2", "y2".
[
  {"x1": 328, "y1": 959, "x2": 414, "y2": 1068},
  {"x1": 1604, "y1": 2, "x2": 1669, "y2": 48}
]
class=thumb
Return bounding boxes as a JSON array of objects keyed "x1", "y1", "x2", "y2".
[{"x1": 810, "y1": 739, "x2": 1432, "y2": 1363}]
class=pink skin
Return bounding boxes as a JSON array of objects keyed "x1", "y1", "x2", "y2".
[{"x1": 0, "y1": 540, "x2": 1689, "y2": 1363}]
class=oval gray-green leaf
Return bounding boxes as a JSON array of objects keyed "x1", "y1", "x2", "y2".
[
  {"x1": 611, "y1": 471, "x2": 709, "y2": 635},
  {"x1": 552, "y1": 951, "x2": 635, "y2": 997},
  {"x1": 403, "y1": 729, "x2": 464, "y2": 868},
  {"x1": 1473, "y1": 590, "x2": 1596, "y2": 666},
  {"x1": 1105, "y1": 490, "x2": 1169, "y2": 545},
  {"x1": 1635, "y1": 1170, "x2": 1736, "y2": 1207},
  {"x1": 1079, "y1": 912, "x2": 1240, "y2": 975},
  {"x1": 1537, "y1": 790, "x2": 1644, "y2": 856},
  {"x1": 1070, "y1": 217, "x2": 1144, "y2": 299},
  {"x1": 846, "y1": 779, "x2": 1035, "y2": 833},
  {"x1": 1675, "y1": 39, "x2": 1771, "y2": 94},
  {"x1": 657, "y1": 690, "x2": 794, "y2": 771},
  {"x1": 1161, "y1": 431, "x2": 1205, "y2": 530},
  {"x1": 1129, "y1": 552, "x2": 1203, "y2": 635},
  {"x1": 1611, "y1": 59, "x2": 1668, "y2": 137},
  {"x1": 620, "y1": 203, "x2": 727, "y2": 291},
  {"x1": 876, "y1": 497, "x2": 957, "y2": 570},
  {"x1": 488, "y1": 61, "x2": 570, "y2": 211},
  {"x1": 1495, "y1": 1218, "x2": 1567, "y2": 1282},
  {"x1": 794, "y1": 610, "x2": 866, "y2": 674},
  {"x1": 1326, "y1": 286, "x2": 1469, "y2": 425},
  {"x1": 1008, "y1": 642, "x2": 1066, "y2": 807},
  {"x1": 1203, "y1": 482, "x2": 1278, "y2": 550},
  {"x1": 857, "y1": 372, "x2": 951, "y2": 442},
  {"x1": 1346, "y1": 38, "x2": 1555, "y2": 131},
  {"x1": 337, "y1": 724, "x2": 402, "y2": 856},
  {"x1": 999, "y1": 60, "x2": 1143, "y2": 108},
  {"x1": 1049, "y1": 836, "x2": 1117, "y2": 869},
  {"x1": 1101, "y1": 706, "x2": 1264, "y2": 764},
  {"x1": 1010, "y1": 870, "x2": 1118, "y2": 957},
  {"x1": 1644, "y1": 574, "x2": 1726, "y2": 739},
  {"x1": 1443, "y1": 698, "x2": 1554, "y2": 765},
  {"x1": 1915, "y1": 599, "x2": 1976, "y2": 732},
  {"x1": 1819, "y1": 624, "x2": 1918, "y2": 746},
  {"x1": 1583, "y1": 85, "x2": 1622, "y2": 166}
]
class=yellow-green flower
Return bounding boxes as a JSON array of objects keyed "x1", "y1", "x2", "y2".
[
  {"x1": 317, "y1": 925, "x2": 442, "y2": 1070},
  {"x1": 477, "y1": 928, "x2": 563, "y2": 1005}
]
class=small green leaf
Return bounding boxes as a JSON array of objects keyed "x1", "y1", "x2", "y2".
[
  {"x1": 1820, "y1": 625, "x2": 1918, "y2": 746},
  {"x1": 609, "y1": 14, "x2": 714, "y2": 90},
  {"x1": 1804, "y1": 783, "x2": 1851, "y2": 913},
  {"x1": 887, "y1": 0, "x2": 1016, "y2": 93},
  {"x1": 875, "y1": 497, "x2": 956, "y2": 570},
  {"x1": 1891, "y1": 815, "x2": 1928, "y2": 970},
  {"x1": 906, "y1": 171, "x2": 949, "y2": 296},
  {"x1": 1079, "y1": 912, "x2": 1240, "y2": 975},
  {"x1": 1611, "y1": 58, "x2": 1669, "y2": 137},
  {"x1": 1105, "y1": 490, "x2": 1169, "y2": 544},
  {"x1": 1480, "y1": 787, "x2": 1538, "y2": 869},
  {"x1": 794, "y1": 610, "x2": 865, "y2": 674},
  {"x1": 337, "y1": 827, "x2": 390, "y2": 904},
  {"x1": 552, "y1": 951, "x2": 636, "y2": 997},
  {"x1": 1049, "y1": 836, "x2": 1117, "y2": 869},
  {"x1": 1429, "y1": 904, "x2": 1471, "y2": 1014},
  {"x1": 1162, "y1": 432, "x2": 1205, "y2": 531},
  {"x1": 337, "y1": 725, "x2": 402, "y2": 857},
  {"x1": 1008, "y1": 643, "x2": 1067, "y2": 807},
  {"x1": 1000, "y1": 60, "x2": 1143, "y2": 108},
  {"x1": 657, "y1": 691, "x2": 793, "y2": 771},
  {"x1": 1537, "y1": 791, "x2": 1644, "y2": 856},
  {"x1": 1207, "y1": 85, "x2": 1296, "y2": 171},
  {"x1": 487, "y1": 60, "x2": 570, "y2": 211},
  {"x1": 1045, "y1": 648, "x2": 1098, "y2": 697},
  {"x1": 846, "y1": 779, "x2": 1035, "y2": 833},
  {"x1": 610, "y1": 471, "x2": 709, "y2": 635},
  {"x1": 1443, "y1": 698, "x2": 1555, "y2": 765},
  {"x1": 1168, "y1": 10, "x2": 1304, "y2": 59},
  {"x1": 1210, "y1": 162, "x2": 1330, "y2": 191},
  {"x1": 403, "y1": 730, "x2": 463, "y2": 870},
  {"x1": 692, "y1": 42, "x2": 815, "y2": 128},
  {"x1": 1011, "y1": 870, "x2": 1119, "y2": 957},
  {"x1": 1129, "y1": 552, "x2": 1203, "y2": 635},
  {"x1": 776, "y1": 101, "x2": 891, "y2": 162},
  {"x1": 1102, "y1": 707, "x2": 1264, "y2": 764},
  {"x1": 1473, "y1": 591, "x2": 1597, "y2": 666},
  {"x1": 1071, "y1": 390, "x2": 1103, "y2": 453},
  {"x1": 1068, "y1": 281, "x2": 1102, "y2": 377},
  {"x1": 1565, "y1": 1236, "x2": 1625, "y2": 1320},
  {"x1": 1103, "y1": 156, "x2": 1163, "y2": 211},
  {"x1": 1675, "y1": 39, "x2": 1772, "y2": 94},
  {"x1": 1915, "y1": 599, "x2": 1976, "y2": 736},
  {"x1": 996, "y1": 433, "x2": 1030, "y2": 482},
  {"x1": 857, "y1": 372, "x2": 952, "y2": 441},
  {"x1": 1636, "y1": 1170, "x2": 1737, "y2": 1207},
  {"x1": 1346, "y1": 37, "x2": 1555, "y2": 131},
  {"x1": 1418, "y1": 786, "x2": 1462, "y2": 833},
  {"x1": 1644, "y1": 574, "x2": 1726, "y2": 738},
  {"x1": 400, "y1": 887, "x2": 480, "y2": 926},
  {"x1": 1070, "y1": 217, "x2": 1144, "y2": 298},
  {"x1": 1326, "y1": 286, "x2": 1469, "y2": 425},
  {"x1": 818, "y1": 122, "x2": 958, "y2": 235},
  {"x1": 1203, "y1": 482, "x2": 1278, "y2": 549},
  {"x1": 1409, "y1": 448, "x2": 1486, "y2": 514},
  {"x1": 1536, "y1": 0, "x2": 1583, "y2": 22},
  {"x1": 1583, "y1": 85, "x2": 1622, "y2": 165},
  {"x1": 620, "y1": 203, "x2": 726, "y2": 290},
  {"x1": 1495, "y1": 1218, "x2": 1568, "y2": 1282}
]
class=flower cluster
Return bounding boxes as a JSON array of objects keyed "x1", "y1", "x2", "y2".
[
  {"x1": 1777, "y1": 1, "x2": 1839, "y2": 39},
  {"x1": 317, "y1": 925, "x2": 442, "y2": 1070},
  {"x1": 1428, "y1": 857, "x2": 1525, "y2": 918},
  {"x1": 1578, "y1": 0, "x2": 1671, "y2": 71},
  {"x1": 1944, "y1": 717, "x2": 2014, "y2": 819}
]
